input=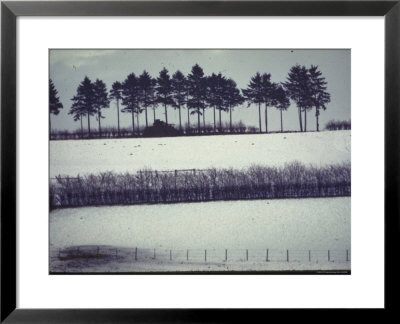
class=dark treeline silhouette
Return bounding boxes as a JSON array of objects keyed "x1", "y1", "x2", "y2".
[
  {"x1": 283, "y1": 65, "x2": 331, "y2": 132},
  {"x1": 50, "y1": 162, "x2": 350, "y2": 209},
  {"x1": 325, "y1": 120, "x2": 351, "y2": 131},
  {"x1": 49, "y1": 79, "x2": 63, "y2": 137},
  {"x1": 49, "y1": 64, "x2": 335, "y2": 139}
]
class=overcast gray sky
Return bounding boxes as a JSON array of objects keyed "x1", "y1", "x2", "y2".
[{"x1": 50, "y1": 49, "x2": 350, "y2": 132}]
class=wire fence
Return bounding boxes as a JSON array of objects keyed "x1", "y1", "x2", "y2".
[
  {"x1": 53, "y1": 246, "x2": 351, "y2": 264},
  {"x1": 49, "y1": 168, "x2": 209, "y2": 183}
]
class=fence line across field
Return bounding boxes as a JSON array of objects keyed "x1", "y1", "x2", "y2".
[
  {"x1": 50, "y1": 166, "x2": 350, "y2": 184},
  {"x1": 49, "y1": 168, "x2": 214, "y2": 189},
  {"x1": 54, "y1": 246, "x2": 351, "y2": 263},
  {"x1": 50, "y1": 168, "x2": 222, "y2": 181}
]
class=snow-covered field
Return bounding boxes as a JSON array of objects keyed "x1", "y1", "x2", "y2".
[
  {"x1": 49, "y1": 131, "x2": 351, "y2": 272},
  {"x1": 50, "y1": 130, "x2": 351, "y2": 177},
  {"x1": 50, "y1": 197, "x2": 350, "y2": 272},
  {"x1": 50, "y1": 198, "x2": 350, "y2": 250}
]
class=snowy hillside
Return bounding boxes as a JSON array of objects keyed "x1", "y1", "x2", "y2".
[{"x1": 50, "y1": 130, "x2": 351, "y2": 177}]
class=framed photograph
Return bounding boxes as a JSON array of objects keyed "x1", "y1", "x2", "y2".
[
  {"x1": 1, "y1": 0, "x2": 398, "y2": 321},
  {"x1": 49, "y1": 47, "x2": 351, "y2": 275}
]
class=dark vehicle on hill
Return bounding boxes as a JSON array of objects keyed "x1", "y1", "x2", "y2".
[{"x1": 143, "y1": 119, "x2": 180, "y2": 137}]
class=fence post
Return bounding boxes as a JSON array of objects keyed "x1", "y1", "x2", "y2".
[
  {"x1": 225, "y1": 249, "x2": 228, "y2": 262},
  {"x1": 328, "y1": 250, "x2": 330, "y2": 261},
  {"x1": 309, "y1": 250, "x2": 311, "y2": 262},
  {"x1": 266, "y1": 249, "x2": 269, "y2": 262},
  {"x1": 346, "y1": 249, "x2": 349, "y2": 261},
  {"x1": 135, "y1": 247, "x2": 137, "y2": 261},
  {"x1": 205, "y1": 249, "x2": 207, "y2": 262},
  {"x1": 246, "y1": 249, "x2": 248, "y2": 261},
  {"x1": 187, "y1": 249, "x2": 189, "y2": 261},
  {"x1": 287, "y1": 249, "x2": 289, "y2": 262},
  {"x1": 170, "y1": 250, "x2": 172, "y2": 261}
]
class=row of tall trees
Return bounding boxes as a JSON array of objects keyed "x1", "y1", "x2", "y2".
[
  {"x1": 68, "y1": 77, "x2": 110, "y2": 137},
  {"x1": 49, "y1": 64, "x2": 331, "y2": 137},
  {"x1": 284, "y1": 65, "x2": 331, "y2": 132},
  {"x1": 242, "y1": 72, "x2": 290, "y2": 133}
]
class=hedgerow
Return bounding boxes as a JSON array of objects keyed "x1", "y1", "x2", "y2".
[{"x1": 50, "y1": 162, "x2": 351, "y2": 209}]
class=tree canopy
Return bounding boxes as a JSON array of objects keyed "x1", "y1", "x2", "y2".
[
  {"x1": 187, "y1": 64, "x2": 208, "y2": 131},
  {"x1": 50, "y1": 79, "x2": 63, "y2": 116},
  {"x1": 69, "y1": 76, "x2": 96, "y2": 136},
  {"x1": 156, "y1": 68, "x2": 174, "y2": 124}
]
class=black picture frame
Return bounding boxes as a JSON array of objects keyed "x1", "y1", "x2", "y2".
[{"x1": 1, "y1": 0, "x2": 398, "y2": 321}]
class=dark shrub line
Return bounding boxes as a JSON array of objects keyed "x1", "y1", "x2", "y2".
[
  {"x1": 50, "y1": 121, "x2": 255, "y2": 140},
  {"x1": 49, "y1": 122, "x2": 327, "y2": 141},
  {"x1": 325, "y1": 120, "x2": 351, "y2": 131},
  {"x1": 50, "y1": 162, "x2": 351, "y2": 209},
  {"x1": 50, "y1": 119, "x2": 351, "y2": 141}
]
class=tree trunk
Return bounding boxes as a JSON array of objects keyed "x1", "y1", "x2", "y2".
[
  {"x1": 213, "y1": 106, "x2": 216, "y2": 133},
  {"x1": 179, "y1": 105, "x2": 182, "y2": 132},
  {"x1": 153, "y1": 105, "x2": 156, "y2": 123},
  {"x1": 202, "y1": 108, "x2": 206, "y2": 130},
  {"x1": 186, "y1": 93, "x2": 190, "y2": 132},
  {"x1": 80, "y1": 116, "x2": 84, "y2": 138},
  {"x1": 137, "y1": 112, "x2": 140, "y2": 135},
  {"x1": 98, "y1": 112, "x2": 101, "y2": 138},
  {"x1": 131, "y1": 109, "x2": 135, "y2": 136},
  {"x1": 258, "y1": 103, "x2": 262, "y2": 133},
  {"x1": 265, "y1": 104, "x2": 268, "y2": 133},
  {"x1": 187, "y1": 106, "x2": 190, "y2": 130},
  {"x1": 87, "y1": 112, "x2": 91, "y2": 138},
  {"x1": 298, "y1": 107, "x2": 303, "y2": 132},
  {"x1": 197, "y1": 111, "x2": 201, "y2": 134},
  {"x1": 304, "y1": 109, "x2": 307, "y2": 132},
  {"x1": 316, "y1": 105, "x2": 320, "y2": 132},
  {"x1": 229, "y1": 106, "x2": 232, "y2": 132},
  {"x1": 164, "y1": 103, "x2": 168, "y2": 124},
  {"x1": 117, "y1": 99, "x2": 120, "y2": 137},
  {"x1": 145, "y1": 106, "x2": 148, "y2": 127},
  {"x1": 280, "y1": 110, "x2": 283, "y2": 133},
  {"x1": 219, "y1": 109, "x2": 222, "y2": 132},
  {"x1": 49, "y1": 115, "x2": 51, "y2": 139}
]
